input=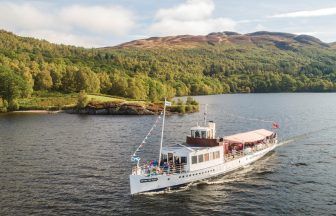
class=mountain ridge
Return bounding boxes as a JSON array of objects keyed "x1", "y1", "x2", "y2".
[{"x1": 114, "y1": 31, "x2": 330, "y2": 49}]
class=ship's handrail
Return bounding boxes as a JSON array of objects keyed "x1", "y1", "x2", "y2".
[
  {"x1": 224, "y1": 142, "x2": 276, "y2": 161},
  {"x1": 131, "y1": 162, "x2": 187, "y2": 176}
]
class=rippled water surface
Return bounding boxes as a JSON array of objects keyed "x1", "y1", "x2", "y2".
[{"x1": 1, "y1": 93, "x2": 336, "y2": 215}]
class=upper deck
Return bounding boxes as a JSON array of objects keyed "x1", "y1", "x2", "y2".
[{"x1": 132, "y1": 121, "x2": 277, "y2": 176}]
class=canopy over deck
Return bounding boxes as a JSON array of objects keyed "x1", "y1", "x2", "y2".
[{"x1": 224, "y1": 129, "x2": 274, "y2": 144}]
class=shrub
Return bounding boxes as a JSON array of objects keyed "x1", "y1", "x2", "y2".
[
  {"x1": 77, "y1": 91, "x2": 89, "y2": 109},
  {"x1": 8, "y1": 99, "x2": 19, "y2": 111}
]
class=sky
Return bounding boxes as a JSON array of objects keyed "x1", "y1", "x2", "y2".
[{"x1": 1, "y1": 0, "x2": 336, "y2": 47}]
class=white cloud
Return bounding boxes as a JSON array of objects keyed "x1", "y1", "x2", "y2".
[
  {"x1": 149, "y1": 0, "x2": 236, "y2": 36},
  {"x1": 19, "y1": 30, "x2": 104, "y2": 48},
  {"x1": 0, "y1": 3, "x2": 55, "y2": 30},
  {"x1": 0, "y1": 2, "x2": 135, "y2": 47},
  {"x1": 270, "y1": 7, "x2": 336, "y2": 18},
  {"x1": 156, "y1": 0, "x2": 214, "y2": 21},
  {"x1": 60, "y1": 5, "x2": 135, "y2": 35},
  {"x1": 255, "y1": 24, "x2": 266, "y2": 31}
]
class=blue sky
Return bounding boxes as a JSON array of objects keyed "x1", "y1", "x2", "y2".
[{"x1": 1, "y1": 0, "x2": 336, "y2": 47}]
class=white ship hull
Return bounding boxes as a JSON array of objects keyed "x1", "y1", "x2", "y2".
[{"x1": 130, "y1": 143, "x2": 278, "y2": 195}]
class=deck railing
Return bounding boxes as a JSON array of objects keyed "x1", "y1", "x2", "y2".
[
  {"x1": 224, "y1": 142, "x2": 276, "y2": 162},
  {"x1": 132, "y1": 163, "x2": 187, "y2": 176}
]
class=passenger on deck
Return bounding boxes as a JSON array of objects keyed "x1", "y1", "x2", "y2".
[{"x1": 232, "y1": 147, "x2": 237, "y2": 158}]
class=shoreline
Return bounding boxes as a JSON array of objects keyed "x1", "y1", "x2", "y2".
[{"x1": 12, "y1": 110, "x2": 64, "y2": 114}]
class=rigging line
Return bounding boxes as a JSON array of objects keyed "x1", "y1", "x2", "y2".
[
  {"x1": 131, "y1": 112, "x2": 163, "y2": 158},
  {"x1": 223, "y1": 111, "x2": 275, "y2": 123},
  {"x1": 277, "y1": 124, "x2": 336, "y2": 148},
  {"x1": 191, "y1": 103, "x2": 276, "y2": 124}
]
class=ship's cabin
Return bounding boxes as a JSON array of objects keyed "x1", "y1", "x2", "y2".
[
  {"x1": 160, "y1": 144, "x2": 224, "y2": 173},
  {"x1": 159, "y1": 121, "x2": 224, "y2": 173},
  {"x1": 190, "y1": 121, "x2": 216, "y2": 139},
  {"x1": 187, "y1": 121, "x2": 224, "y2": 147}
]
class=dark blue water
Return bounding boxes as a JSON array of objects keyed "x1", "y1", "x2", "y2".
[{"x1": 1, "y1": 93, "x2": 335, "y2": 215}]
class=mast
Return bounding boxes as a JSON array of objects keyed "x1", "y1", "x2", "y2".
[
  {"x1": 158, "y1": 98, "x2": 167, "y2": 165},
  {"x1": 204, "y1": 104, "x2": 208, "y2": 126}
]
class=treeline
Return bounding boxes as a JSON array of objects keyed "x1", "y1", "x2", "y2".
[{"x1": 1, "y1": 30, "x2": 336, "y2": 108}]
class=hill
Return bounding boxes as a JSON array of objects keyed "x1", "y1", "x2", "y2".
[
  {"x1": 116, "y1": 31, "x2": 329, "y2": 49},
  {"x1": 1, "y1": 29, "x2": 336, "y2": 111}
]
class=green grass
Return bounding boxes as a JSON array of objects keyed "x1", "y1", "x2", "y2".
[
  {"x1": 16, "y1": 92, "x2": 148, "y2": 111},
  {"x1": 13, "y1": 92, "x2": 198, "y2": 114},
  {"x1": 87, "y1": 94, "x2": 125, "y2": 103},
  {"x1": 87, "y1": 94, "x2": 148, "y2": 107},
  {"x1": 18, "y1": 93, "x2": 78, "y2": 110}
]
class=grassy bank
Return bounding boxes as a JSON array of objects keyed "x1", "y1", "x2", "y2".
[{"x1": 0, "y1": 91, "x2": 198, "y2": 114}]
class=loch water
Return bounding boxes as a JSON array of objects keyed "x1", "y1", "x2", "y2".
[{"x1": 1, "y1": 93, "x2": 336, "y2": 215}]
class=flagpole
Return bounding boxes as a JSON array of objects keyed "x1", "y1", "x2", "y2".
[
  {"x1": 204, "y1": 104, "x2": 208, "y2": 126},
  {"x1": 158, "y1": 98, "x2": 166, "y2": 166}
]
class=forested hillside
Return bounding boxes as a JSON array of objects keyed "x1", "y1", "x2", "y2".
[{"x1": 1, "y1": 30, "x2": 336, "y2": 108}]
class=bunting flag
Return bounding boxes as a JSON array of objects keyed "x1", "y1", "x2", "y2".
[
  {"x1": 131, "y1": 156, "x2": 141, "y2": 162},
  {"x1": 131, "y1": 112, "x2": 163, "y2": 162}
]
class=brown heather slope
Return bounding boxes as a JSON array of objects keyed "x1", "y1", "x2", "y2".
[
  {"x1": 330, "y1": 42, "x2": 336, "y2": 49},
  {"x1": 114, "y1": 31, "x2": 329, "y2": 49}
]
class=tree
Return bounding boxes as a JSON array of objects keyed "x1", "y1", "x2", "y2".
[
  {"x1": 0, "y1": 66, "x2": 29, "y2": 102},
  {"x1": 77, "y1": 91, "x2": 89, "y2": 109},
  {"x1": 8, "y1": 99, "x2": 19, "y2": 111},
  {"x1": 34, "y1": 70, "x2": 53, "y2": 90},
  {"x1": 98, "y1": 72, "x2": 112, "y2": 94},
  {"x1": 61, "y1": 67, "x2": 77, "y2": 93},
  {"x1": 75, "y1": 68, "x2": 100, "y2": 93}
]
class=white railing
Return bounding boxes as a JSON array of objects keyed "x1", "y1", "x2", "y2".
[
  {"x1": 132, "y1": 163, "x2": 187, "y2": 176},
  {"x1": 224, "y1": 141, "x2": 276, "y2": 161}
]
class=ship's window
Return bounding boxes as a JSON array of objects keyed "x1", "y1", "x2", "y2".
[
  {"x1": 198, "y1": 154, "x2": 204, "y2": 163},
  {"x1": 181, "y1": 157, "x2": 187, "y2": 164},
  {"x1": 214, "y1": 151, "x2": 220, "y2": 159},
  {"x1": 161, "y1": 154, "x2": 168, "y2": 162},
  {"x1": 201, "y1": 131, "x2": 207, "y2": 138},
  {"x1": 192, "y1": 156, "x2": 197, "y2": 164},
  {"x1": 204, "y1": 153, "x2": 209, "y2": 161},
  {"x1": 195, "y1": 130, "x2": 201, "y2": 138}
]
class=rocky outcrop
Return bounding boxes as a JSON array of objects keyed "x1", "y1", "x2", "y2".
[
  {"x1": 65, "y1": 101, "x2": 199, "y2": 115},
  {"x1": 66, "y1": 102, "x2": 162, "y2": 115}
]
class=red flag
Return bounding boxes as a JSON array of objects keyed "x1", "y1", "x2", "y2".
[{"x1": 272, "y1": 122, "x2": 279, "y2": 129}]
